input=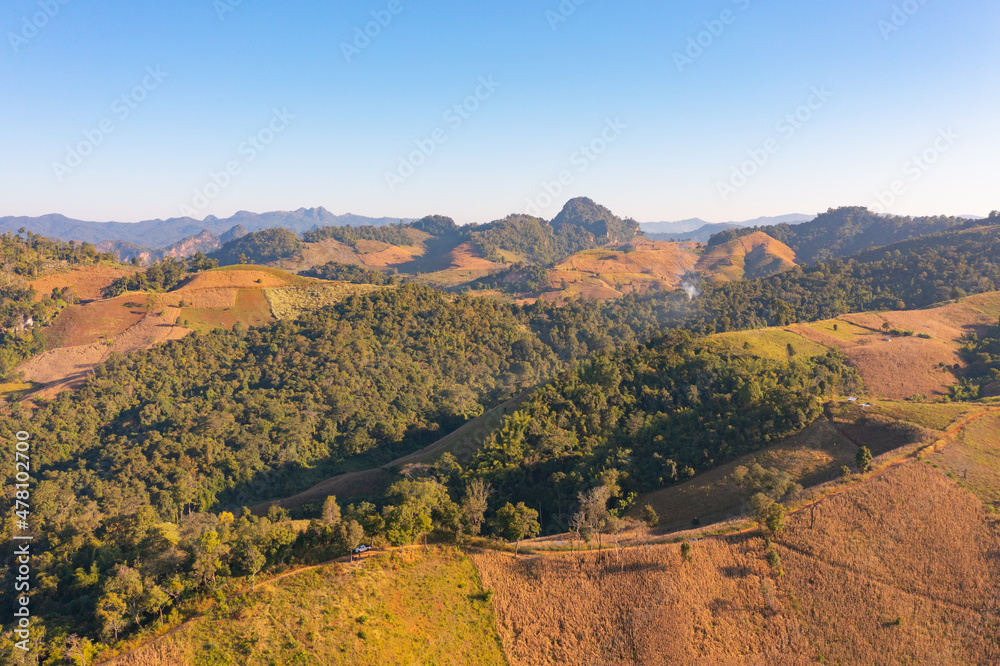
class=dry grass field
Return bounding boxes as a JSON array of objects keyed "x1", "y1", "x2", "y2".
[
  {"x1": 473, "y1": 461, "x2": 1000, "y2": 665},
  {"x1": 694, "y1": 231, "x2": 797, "y2": 282},
  {"x1": 28, "y1": 264, "x2": 133, "y2": 302},
  {"x1": 928, "y1": 409, "x2": 1000, "y2": 511},
  {"x1": 535, "y1": 236, "x2": 798, "y2": 302},
  {"x1": 178, "y1": 288, "x2": 274, "y2": 334},
  {"x1": 104, "y1": 547, "x2": 506, "y2": 666},
  {"x1": 790, "y1": 293, "x2": 1000, "y2": 399},
  {"x1": 251, "y1": 468, "x2": 394, "y2": 515},
  {"x1": 415, "y1": 242, "x2": 506, "y2": 288},
  {"x1": 697, "y1": 291, "x2": 1000, "y2": 400},
  {"x1": 263, "y1": 283, "x2": 386, "y2": 321},
  {"x1": 630, "y1": 420, "x2": 860, "y2": 531},
  {"x1": 706, "y1": 328, "x2": 829, "y2": 362},
  {"x1": 43, "y1": 294, "x2": 151, "y2": 349}
]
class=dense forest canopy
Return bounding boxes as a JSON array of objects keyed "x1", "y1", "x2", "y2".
[
  {"x1": 299, "y1": 261, "x2": 397, "y2": 285},
  {"x1": 302, "y1": 222, "x2": 418, "y2": 248},
  {"x1": 209, "y1": 228, "x2": 304, "y2": 266}
]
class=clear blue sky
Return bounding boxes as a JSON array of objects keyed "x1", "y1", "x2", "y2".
[{"x1": 2, "y1": 0, "x2": 997, "y2": 225}]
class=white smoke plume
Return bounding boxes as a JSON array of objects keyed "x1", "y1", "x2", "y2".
[{"x1": 682, "y1": 280, "x2": 701, "y2": 301}]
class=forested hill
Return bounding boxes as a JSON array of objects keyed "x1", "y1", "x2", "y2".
[
  {"x1": 709, "y1": 207, "x2": 992, "y2": 263},
  {"x1": 207, "y1": 198, "x2": 642, "y2": 268}
]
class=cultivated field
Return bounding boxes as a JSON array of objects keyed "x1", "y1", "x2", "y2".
[
  {"x1": 28, "y1": 264, "x2": 132, "y2": 302},
  {"x1": 264, "y1": 283, "x2": 386, "y2": 321},
  {"x1": 542, "y1": 240, "x2": 701, "y2": 300},
  {"x1": 19, "y1": 297, "x2": 184, "y2": 400}
]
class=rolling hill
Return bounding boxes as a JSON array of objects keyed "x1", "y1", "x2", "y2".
[{"x1": 14, "y1": 265, "x2": 388, "y2": 401}]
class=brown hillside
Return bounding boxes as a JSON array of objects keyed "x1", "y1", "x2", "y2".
[
  {"x1": 790, "y1": 293, "x2": 1000, "y2": 399},
  {"x1": 28, "y1": 265, "x2": 132, "y2": 302},
  {"x1": 18, "y1": 298, "x2": 184, "y2": 401},
  {"x1": 472, "y1": 461, "x2": 1000, "y2": 665},
  {"x1": 536, "y1": 240, "x2": 701, "y2": 301},
  {"x1": 695, "y1": 231, "x2": 797, "y2": 282}
]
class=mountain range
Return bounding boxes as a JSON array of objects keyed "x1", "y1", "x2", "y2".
[
  {"x1": 0, "y1": 207, "x2": 409, "y2": 250},
  {"x1": 640, "y1": 213, "x2": 816, "y2": 242}
]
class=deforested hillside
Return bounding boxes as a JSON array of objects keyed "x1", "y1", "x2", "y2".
[
  {"x1": 695, "y1": 230, "x2": 797, "y2": 281},
  {"x1": 473, "y1": 461, "x2": 1000, "y2": 665}
]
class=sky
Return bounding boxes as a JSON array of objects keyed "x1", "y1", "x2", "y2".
[{"x1": 1, "y1": 0, "x2": 998, "y2": 225}]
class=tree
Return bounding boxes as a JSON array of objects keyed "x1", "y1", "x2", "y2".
[
  {"x1": 107, "y1": 566, "x2": 145, "y2": 627},
  {"x1": 338, "y1": 519, "x2": 366, "y2": 558},
  {"x1": 66, "y1": 634, "x2": 96, "y2": 666},
  {"x1": 765, "y1": 503, "x2": 786, "y2": 535},
  {"x1": 142, "y1": 584, "x2": 170, "y2": 624},
  {"x1": 491, "y1": 502, "x2": 540, "y2": 556},
  {"x1": 571, "y1": 486, "x2": 614, "y2": 549},
  {"x1": 192, "y1": 529, "x2": 223, "y2": 585},
  {"x1": 321, "y1": 495, "x2": 342, "y2": 525},
  {"x1": 242, "y1": 544, "x2": 266, "y2": 580},
  {"x1": 382, "y1": 479, "x2": 457, "y2": 546},
  {"x1": 680, "y1": 541, "x2": 693, "y2": 563},
  {"x1": 641, "y1": 504, "x2": 659, "y2": 528},
  {"x1": 749, "y1": 493, "x2": 786, "y2": 535},
  {"x1": 95, "y1": 593, "x2": 128, "y2": 641},
  {"x1": 460, "y1": 479, "x2": 493, "y2": 536},
  {"x1": 856, "y1": 446, "x2": 873, "y2": 473},
  {"x1": 766, "y1": 548, "x2": 783, "y2": 576}
]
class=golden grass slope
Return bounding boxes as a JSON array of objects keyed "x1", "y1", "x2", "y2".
[
  {"x1": 28, "y1": 264, "x2": 133, "y2": 302},
  {"x1": 534, "y1": 233, "x2": 796, "y2": 302},
  {"x1": 928, "y1": 409, "x2": 1000, "y2": 511},
  {"x1": 694, "y1": 231, "x2": 798, "y2": 282},
  {"x1": 473, "y1": 461, "x2": 1000, "y2": 665},
  {"x1": 104, "y1": 547, "x2": 506, "y2": 666},
  {"x1": 542, "y1": 240, "x2": 701, "y2": 300},
  {"x1": 704, "y1": 291, "x2": 1000, "y2": 400}
]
